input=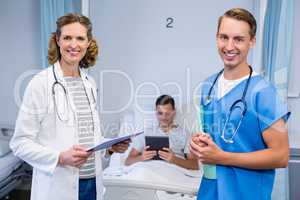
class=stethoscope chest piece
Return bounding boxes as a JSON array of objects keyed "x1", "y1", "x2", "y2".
[{"x1": 204, "y1": 96, "x2": 212, "y2": 106}]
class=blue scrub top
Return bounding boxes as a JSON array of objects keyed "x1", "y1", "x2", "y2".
[{"x1": 197, "y1": 74, "x2": 290, "y2": 200}]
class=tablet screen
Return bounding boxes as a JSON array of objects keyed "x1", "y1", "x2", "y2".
[{"x1": 145, "y1": 136, "x2": 169, "y2": 160}]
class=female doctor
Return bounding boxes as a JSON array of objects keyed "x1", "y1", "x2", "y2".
[{"x1": 10, "y1": 13, "x2": 129, "y2": 200}]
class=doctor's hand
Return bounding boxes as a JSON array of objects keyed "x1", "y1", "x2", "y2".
[
  {"x1": 109, "y1": 139, "x2": 131, "y2": 154},
  {"x1": 189, "y1": 134, "x2": 225, "y2": 165},
  {"x1": 141, "y1": 146, "x2": 157, "y2": 161},
  {"x1": 158, "y1": 148, "x2": 175, "y2": 163},
  {"x1": 189, "y1": 133, "x2": 210, "y2": 159},
  {"x1": 58, "y1": 145, "x2": 92, "y2": 168},
  {"x1": 192, "y1": 132, "x2": 211, "y2": 147}
]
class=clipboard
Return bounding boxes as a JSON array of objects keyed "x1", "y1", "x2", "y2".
[{"x1": 88, "y1": 131, "x2": 143, "y2": 152}]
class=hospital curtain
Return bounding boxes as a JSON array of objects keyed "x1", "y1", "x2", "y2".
[
  {"x1": 262, "y1": 0, "x2": 294, "y2": 99},
  {"x1": 262, "y1": 1, "x2": 294, "y2": 200},
  {"x1": 251, "y1": 0, "x2": 267, "y2": 72},
  {"x1": 41, "y1": 0, "x2": 82, "y2": 68}
]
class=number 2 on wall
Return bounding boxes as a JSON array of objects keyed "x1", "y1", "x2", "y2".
[{"x1": 166, "y1": 17, "x2": 174, "y2": 28}]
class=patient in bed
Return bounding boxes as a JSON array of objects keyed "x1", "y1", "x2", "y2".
[{"x1": 125, "y1": 95, "x2": 198, "y2": 170}]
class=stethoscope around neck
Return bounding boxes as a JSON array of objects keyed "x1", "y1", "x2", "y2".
[
  {"x1": 204, "y1": 65, "x2": 253, "y2": 143},
  {"x1": 51, "y1": 65, "x2": 96, "y2": 123}
]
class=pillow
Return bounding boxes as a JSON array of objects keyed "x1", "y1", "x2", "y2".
[{"x1": 0, "y1": 139, "x2": 11, "y2": 157}]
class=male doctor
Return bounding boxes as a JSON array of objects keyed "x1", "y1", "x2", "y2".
[{"x1": 190, "y1": 8, "x2": 290, "y2": 200}]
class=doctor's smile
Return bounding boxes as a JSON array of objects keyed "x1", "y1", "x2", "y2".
[{"x1": 57, "y1": 22, "x2": 90, "y2": 68}]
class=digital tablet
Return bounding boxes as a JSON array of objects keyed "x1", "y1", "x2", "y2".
[{"x1": 145, "y1": 136, "x2": 169, "y2": 160}]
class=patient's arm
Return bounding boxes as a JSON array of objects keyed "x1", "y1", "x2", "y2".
[
  {"x1": 124, "y1": 146, "x2": 157, "y2": 166},
  {"x1": 159, "y1": 148, "x2": 198, "y2": 170}
]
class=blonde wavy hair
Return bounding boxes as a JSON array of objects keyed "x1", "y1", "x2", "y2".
[{"x1": 48, "y1": 13, "x2": 98, "y2": 68}]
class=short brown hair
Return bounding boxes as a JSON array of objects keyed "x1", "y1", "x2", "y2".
[
  {"x1": 155, "y1": 95, "x2": 175, "y2": 110},
  {"x1": 48, "y1": 13, "x2": 98, "y2": 68},
  {"x1": 217, "y1": 8, "x2": 257, "y2": 39}
]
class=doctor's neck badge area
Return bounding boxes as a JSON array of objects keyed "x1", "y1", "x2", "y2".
[
  {"x1": 51, "y1": 65, "x2": 97, "y2": 123},
  {"x1": 204, "y1": 65, "x2": 253, "y2": 144}
]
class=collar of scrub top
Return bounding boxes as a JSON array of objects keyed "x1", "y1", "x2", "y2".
[
  {"x1": 203, "y1": 65, "x2": 253, "y2": 143},
  {"x1": 203, "y1": 65, "x2": 253, "y2": 107}
]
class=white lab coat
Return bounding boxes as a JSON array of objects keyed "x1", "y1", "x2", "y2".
[{"x1": 10, "y1": 61, "x2": 107, "y2": 200}]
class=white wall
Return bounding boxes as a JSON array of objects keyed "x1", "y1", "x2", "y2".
[
  {"x1": 89, "y1": 0, "x2": 254, "y2": 135},
  {"x1": 0, "y1": 0, "x2": 41, "y2": 125},
  {"x1": 1, "y1": 0, "x2": 298, "y2": 141}
]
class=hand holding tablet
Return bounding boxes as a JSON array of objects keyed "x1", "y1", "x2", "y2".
[{"x1": 145, "y1": 136, "x2": 169, "y2": 160}]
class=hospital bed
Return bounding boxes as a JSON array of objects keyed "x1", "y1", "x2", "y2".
[
  {"x1": 103, "y1": 159, "x2": 202, "y2": 200},
  {"x1": 103, "y1": 102, "x2": 202, "y2": 200},
  {"x1": 0, "y1": 124, "x2": 28, "y2": 199}
]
